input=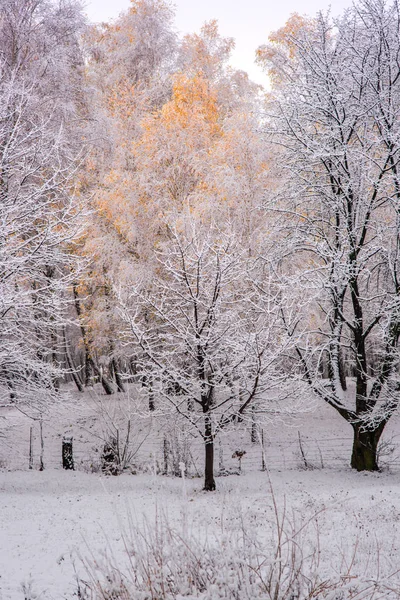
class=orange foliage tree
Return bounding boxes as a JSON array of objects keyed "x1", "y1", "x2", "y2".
[{"x1": 76, "y1": 8, "x2": 267, "y2": 394}]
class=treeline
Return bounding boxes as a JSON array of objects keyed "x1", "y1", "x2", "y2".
[{"x1": 2, "y1": 0, "x2": 400, "y2": 489}]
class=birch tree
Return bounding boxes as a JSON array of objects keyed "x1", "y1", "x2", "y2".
[
  {"x1": 70, "y1": 0, "x2": 178, "y2": 386},
  {"x1": 79, "y1": 13, "x2": 264, "y2": 389}
]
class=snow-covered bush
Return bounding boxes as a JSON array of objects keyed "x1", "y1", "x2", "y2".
[{"x1": 77, "y1": 498, "x2": 398, "y2": 599}]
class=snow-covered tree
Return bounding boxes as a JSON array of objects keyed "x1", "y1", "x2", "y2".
[
  {"x1": 0, "y1": 0, "x2": 87, "y2": 407},
  {"x1": 259, "y1": 0, "x2": 400, "y2": 470},
  {"x1": 120, "y1": 217, "x2": 298, "y2": 490},
  {"x1": 69, "y1": 0, "x2": 179, "y2": 387},
  {"x1": 78, "y1": 11, "x2": 265, "y2": 389}
]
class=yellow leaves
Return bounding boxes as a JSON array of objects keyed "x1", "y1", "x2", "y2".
[
  {"x1": 103, "y1": 169, "x2": 123, "y2": 185},
  {"x1": 268, "y1": 13, "x2": 312, "y2": 52},
  {"x1": 139, "y1": 72, "x2": 222, "y2": 159},
  {"x1": 256, "y1": 13, "x2": 316, "y2": 86},
  {"x1": 200, "y1": 19, "x2": 219, "y2": 40},
  {"x1": 92, "y1": 169, "x2": 137, "y2": 247},
  {"x1": 133, "y1": 72, "x2": 224, "y2": 214},
  {"x1": 181, "y1": 19, "x2": 235, "y2": 80},
  {"x1": 164, "y1": 73, "x2": 221, "y2": 136},
  {"x1": 83, "y1": 9, "x2": 268, "y2": 276}
]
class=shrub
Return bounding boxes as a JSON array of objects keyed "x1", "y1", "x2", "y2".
[{"x1": 76, "y1": 497, "x2": 399, "y2": 599}]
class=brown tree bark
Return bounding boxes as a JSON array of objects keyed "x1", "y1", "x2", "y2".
[
  {"x1": 350, "y1": 424, "x2": 383, "y2": 472},
  {"x1": 203, "y1": 413, "x2": 215, "y2": 491},
  {"x1": 111, "y1": 357, "x2": 126, "y2": 393}
]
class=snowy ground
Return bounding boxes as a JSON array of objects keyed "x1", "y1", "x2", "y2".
[
  {"x1": 2, "y1": 469, "x2": 400, "y2": 598},
  {"x1": 2, "y1": 385, "x2": 400, "y2": 598},
  {"x1": 2, "y1": 381, "x2": 400, "y2": 475}
]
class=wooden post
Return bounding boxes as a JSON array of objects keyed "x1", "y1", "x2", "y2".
[
  {"x1": 62, "y1": 436, "x2": 74, "y2": 470},
  {"x1": 251, "y1": 405, "x2": 257, "y2": 443},
  {"x1": 218, "y1": 438, "x2": 224, "y2": 474},
  {"x1": 163, "y1": 436, "x2": 169, "y2": 475},
  {"x1": 29, "y1": 426, "x2": 33, "y2": 470},
  {"x1": 39, "y1": 419, "x2": 44, "y2": 471},
  {"x1": 232, "y1": 450, "x2": 246, "y2": 473},
  {"x1": 261, "y1": 429, "x2": 266, "y2": 472}
]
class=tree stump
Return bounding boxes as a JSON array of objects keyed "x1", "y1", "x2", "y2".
[{"x1": 62, "y1": 436, "x2": 74, "y2": 470}]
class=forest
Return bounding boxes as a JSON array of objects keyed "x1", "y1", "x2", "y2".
[
  {"x1": 4, "y1": 0, "x2": 400, "y2": 597},
  {"x1": 2, "y1": 0, "x2": 400, "y2": 488}
]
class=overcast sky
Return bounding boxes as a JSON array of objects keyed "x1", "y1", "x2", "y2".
[{"x1": 83, "y1": 0, "x2": 353, "y2": 86}]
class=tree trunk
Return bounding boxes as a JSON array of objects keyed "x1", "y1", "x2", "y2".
[
  {"x1": 6, "y1": 375, "x2": 16, "y2": 401},
  {"x1": 51, "y1": 328, "x2": 60, "y2": 391},
  {"x1": 112, "y1": 358, "x2": 126, "y2": 393},
  {"x1": 72, "y1": 283, "x2": 95, "y2": 387},
  {"x1": 63, "y1": 327, "x2": 84, "y2": 392},
  {"x1": 204, "y1": 413, "x2": 215, "y2": 491},
  {"x1": 350, "y1": 424, "x2": 383, "y2": 471},
  {"x1": 148, "y1": 375, "x2": 155, "y2": 411},
  {"x1": 29, "y1": 426, "x2": 33, "y2": 470},
  {"x1": 339, "y1": 353, "x2": 347, "y2": 391},
  {"x1": 85, "y1": 354, "x2": 94, "y2": 387},
  {"x1": 98, "y1": 366, "x2": 115, "y2": 395},
  {"x1": 251, "y1": 405, "x2": 257, "y2": 443},
  {"x1": 327, "y1": 347, "x2": 347, "y2": 391}
]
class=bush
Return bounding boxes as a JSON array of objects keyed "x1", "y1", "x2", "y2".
[{"x1": 76, "y1": 496, "x2": 399, "y2": 599}]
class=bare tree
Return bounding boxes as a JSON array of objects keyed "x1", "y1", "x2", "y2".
[
  {"x1": 120, "y1": 218, "x2": 298, "y2": 490},
  {"x1": 0, "y1": 0, "x2": 87, "y2": 408},
  {"x1": 260, "y1": 0, "x2": 400, "y2": 470}
]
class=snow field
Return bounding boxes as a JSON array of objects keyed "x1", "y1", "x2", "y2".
[
  {"x1": 2, "y1": 385, "x2": 400, "y2": 598},
  {"x1": 2, "y1": 469, "x2": 400, "y2": 598}
]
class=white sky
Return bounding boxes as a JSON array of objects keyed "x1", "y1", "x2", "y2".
[{"x1": 83, "y1": 0, "x2": 353, "y2": 86}]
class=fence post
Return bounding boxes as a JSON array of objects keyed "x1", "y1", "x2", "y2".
[
  {"x1": 251, "y1": 405, "x2": 257, "y2": 443},
  {"x1": 29, "y1": 426, "x2": 33, "y2": 470},
  {"x1": 261, "y1": 429, "x2": 266, "y2": 471},
  {"x1": 218, "y1": 438, "x2": 224, "y2": 474},
  {"x1": 39, "y1": 419, "x2": 44, "y2": 471},
  {"x1": 163, "y1": 436, "x2": 169, "y2": 475},
  {"x1": 62, "y1": 436, "x2": 74, "y2": 470}
]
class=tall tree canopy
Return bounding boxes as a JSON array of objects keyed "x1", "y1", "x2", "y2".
[
  {"x1": 0, "y1": 0, "x2": 87, "y2": 406},
  {"x1": 259, "y1": 0, "x2": 400, "y2": 470}
]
